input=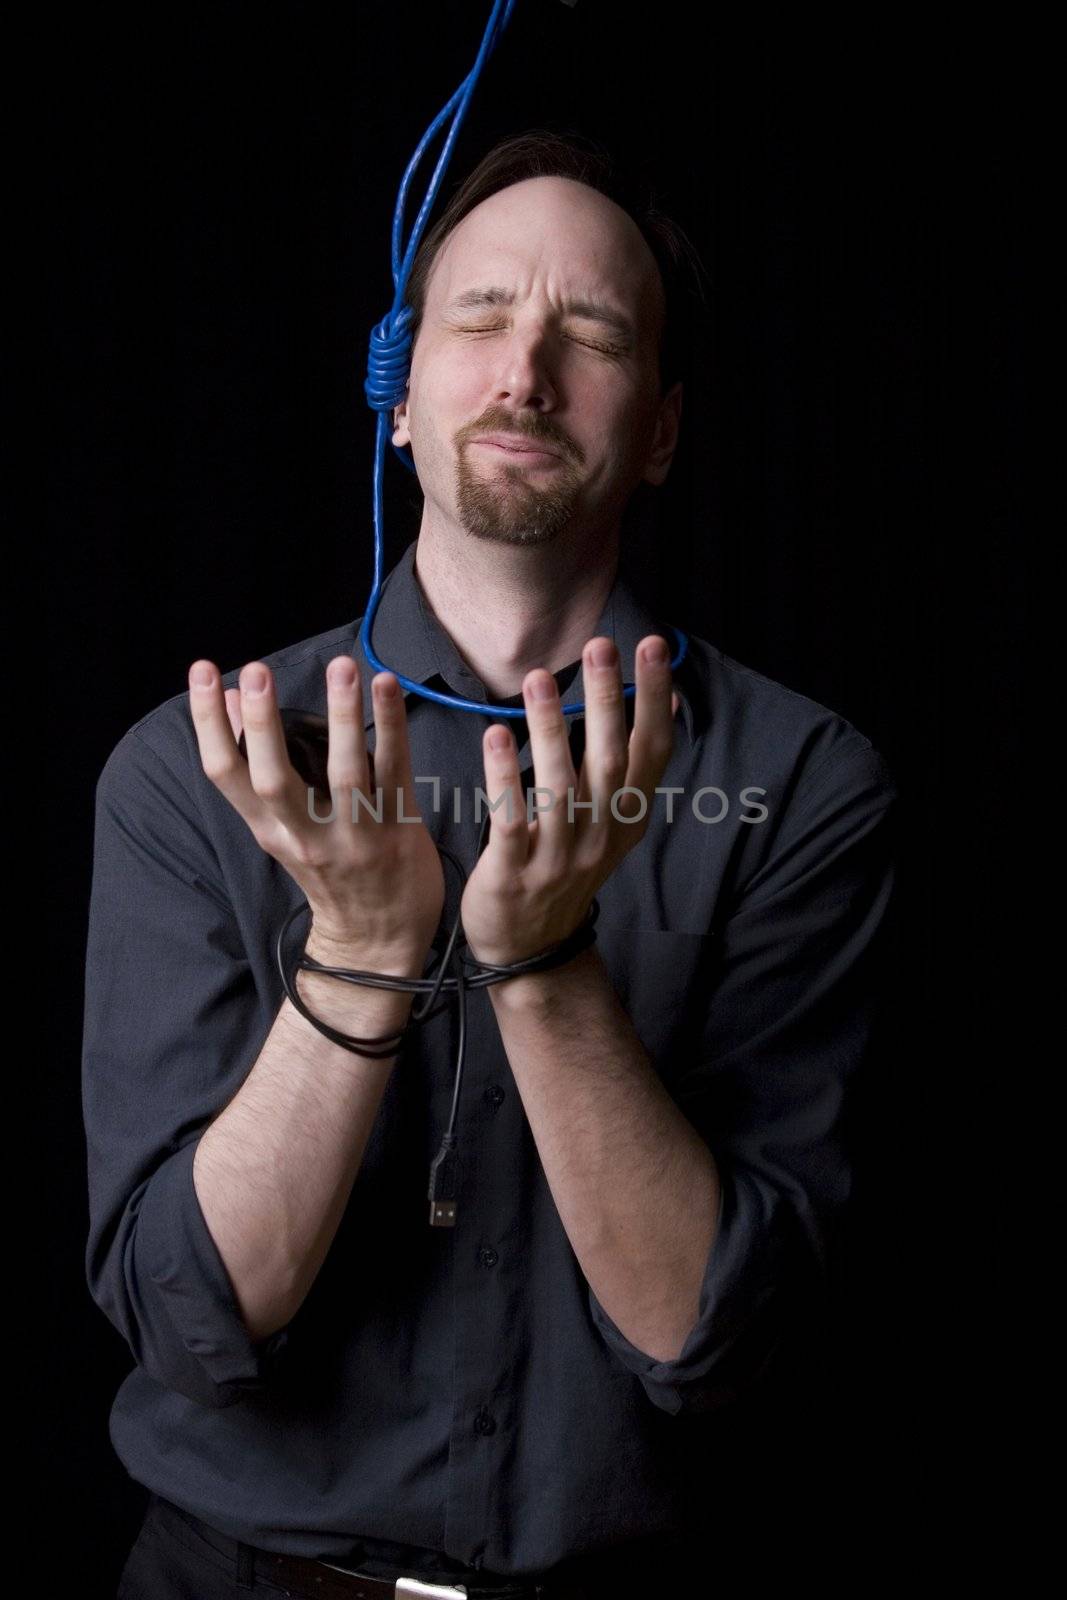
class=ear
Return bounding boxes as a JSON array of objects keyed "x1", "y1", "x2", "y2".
[
  {"x1": 392, "y1": 393, "x2": 411, "y2": 450},
  {"x1": 642, "y1": 380, "x2": 683, "y2": 488}
]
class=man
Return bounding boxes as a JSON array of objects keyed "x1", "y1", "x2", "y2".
[{"x1": 85, "y1": 136, "x2": 898, "y2": 1597}]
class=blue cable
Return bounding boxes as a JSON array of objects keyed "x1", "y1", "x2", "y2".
[{"x1": 360, "y1": 0, "x2": 689, "y2": 719}]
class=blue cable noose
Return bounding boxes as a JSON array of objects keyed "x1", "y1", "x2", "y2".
[{"x1": 360, "y1": 0, "x2": 689, "y2": 719}]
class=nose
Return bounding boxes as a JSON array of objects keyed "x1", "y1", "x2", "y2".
[{"x1": 490, "y1": 326, "x2": 559, "y2": 414}]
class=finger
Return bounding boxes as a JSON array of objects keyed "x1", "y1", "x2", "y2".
[
  {"x1": 188, "y1": 660, "x2": 268, "y2": 823},
  {"x1": 625, "y1": 636, "x2": 676, "y2": 805},
  {"x1": 521, "y1": 668, "x2": 577, "y2": 868},
  {"x1": 324, "y1": 655, "x2": 371, "y2": 815},
  {"x1": 238, "y1": 662, "x2": 306, "y2": 811},
  {"x1": 479, "y1": 723, "x2": 530, "y2": 875},
  {"x1": 579, "y1": 637, "x2": 629, "y2": 833},
  {"x1": 224, "y1": 687, "x2": 243, "y2": 743},
  {"x1": 366, "y1": 672, "x2": 418, "y2": 822}
]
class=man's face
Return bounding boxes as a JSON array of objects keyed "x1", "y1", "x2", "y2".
[{"x1": 392, "y1": 175, "x2": 682, "y2": 550}]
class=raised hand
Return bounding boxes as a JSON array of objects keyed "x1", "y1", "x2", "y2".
[
  {"x1": 188, "y1": 655, "x2": 445, "y2": 965},
  {"x1": 459, "y1": 635, "x2": 677, "y2": 968}
]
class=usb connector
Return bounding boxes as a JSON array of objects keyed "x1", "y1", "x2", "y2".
[{"x1": 428, "y1": 1135, "x2": 459, "y2": 1228}]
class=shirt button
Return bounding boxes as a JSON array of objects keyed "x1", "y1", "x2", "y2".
[
  {"x1": 483, "y1": 1084, "x2": 505, "y2": 1108},
  {"x1": 473, "y1": 1409, "x2": 496, "y2": 1436},
  {"x1": 478, "y1": 1247, "x2": 499, "y2": 1269}
]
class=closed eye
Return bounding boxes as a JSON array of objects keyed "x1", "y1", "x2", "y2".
[{"x1": 454, "y1": 325, "x2": 624, "y2": 357}]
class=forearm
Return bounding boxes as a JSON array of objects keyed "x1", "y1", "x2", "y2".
[
  {"x1": 488, "y1": 944, "x2": 721, "y2": 1363},
  {"x1": 193, "y1": 930, "x2": 427, "y2": 1341}
]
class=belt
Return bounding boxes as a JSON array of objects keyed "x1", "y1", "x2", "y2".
[
  {"x1": 253, "y1": 1552, "x2": 555, "y2": 1599},
  {"x1": 148, "y1": 1495, "x2": 591, "y2": 1600},
  {"x1": 258, "y1": 1551, "x2": 581, "y2": 1599}
]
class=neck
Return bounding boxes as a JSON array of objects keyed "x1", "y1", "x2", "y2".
[{"x1": 412, "y1": 525, "x2": 621, "y2": 700}]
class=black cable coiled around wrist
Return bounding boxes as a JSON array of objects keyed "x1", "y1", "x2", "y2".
[{"x1": 273, "y1": 808, "x2": 599, "y2": 1226}]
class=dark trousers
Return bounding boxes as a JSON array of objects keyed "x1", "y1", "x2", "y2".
[
  {"x1": 117, "y1": 1495, "x2": 253, "y2": 1598},
  {"x1": 116, "y1": 1493, "x2": 687, "y2": 1598}
]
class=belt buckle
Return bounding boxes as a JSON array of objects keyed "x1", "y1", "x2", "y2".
[
  {"x1": 394, "y1": 1583, "x2": 469, "y2": 1599},
  {"x1": 319, "y1": 1569, "x2": 468, "y2": 1598}
]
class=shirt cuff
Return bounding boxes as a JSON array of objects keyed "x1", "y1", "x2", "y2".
[
  {"x1": 136, "y1": 1136, "x2": 290, "y2": 1405},
  {"x1": 587, "y1": 1164, "x2": 795, "y2": 1416}
]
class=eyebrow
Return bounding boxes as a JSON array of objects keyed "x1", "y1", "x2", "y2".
[{"x1": 443, "y1": 286, "x2": 637, "y2": 344}]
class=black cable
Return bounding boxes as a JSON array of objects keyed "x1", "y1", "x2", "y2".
[{"x1": 275, "y1": 807, "x2": 599, "y2": 1226}]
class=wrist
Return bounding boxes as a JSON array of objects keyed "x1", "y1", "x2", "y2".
[
  {"x1": 292, "y1": 959, "x2": 418, "y2": 1042},
  {"x1": 487, "y1": 943, "x2": 600, "y2": 1012},
  {"x1": 304, "y1": 928, "x2": 432, "y2": 982},
  {"x1": 296, "y1": 931, "x2": 432, "y2": 1033}
]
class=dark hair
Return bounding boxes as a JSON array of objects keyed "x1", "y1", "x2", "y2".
[{"x1": 400, "y1": 127, "x2": 709, "y2": 401}]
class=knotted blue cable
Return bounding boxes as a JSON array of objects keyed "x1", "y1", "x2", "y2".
[{"x1": 360, "y1": 0, "x2": 689, "y2": 718}]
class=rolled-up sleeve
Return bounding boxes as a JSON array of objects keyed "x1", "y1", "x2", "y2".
[
  {"x1": 81, "y1": 727, "x2": 290, "y2": 1409},
  {"x1": 589, "y1": 735, "x2": 899, "y2": 1416}
]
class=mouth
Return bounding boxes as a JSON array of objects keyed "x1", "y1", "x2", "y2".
[{"x1": 471, "y1": 437, "x2": 563, "y2": 465}]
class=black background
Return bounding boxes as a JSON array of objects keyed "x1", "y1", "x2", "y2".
[{"x1": 45, "y1": 0, "x2": 1024, "y2": 1587}]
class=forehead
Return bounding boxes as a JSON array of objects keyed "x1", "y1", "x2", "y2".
[{"x1": 426, "y1": 175, "x2": 664, "y2": 329}]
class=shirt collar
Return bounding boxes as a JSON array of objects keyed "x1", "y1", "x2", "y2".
[{"x1": 351, "y1": 538, "x2": 700, "y2": 745}]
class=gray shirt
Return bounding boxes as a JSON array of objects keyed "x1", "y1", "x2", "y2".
[{"x1": 82, "y1": 537, "x2": 899, "y2": 1577}]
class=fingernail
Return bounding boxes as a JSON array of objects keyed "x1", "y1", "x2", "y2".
[
  {"x1": 191, "y1": 664, "x2": 214, "y2": 688},
  {"x1": 590, "y1": 640, "x2": 615, "y2": 669},
  {"x1": 243, "y1": 667, "x2": 268, "y2": 694},
  {"x1": 528, "y1": 674, "x2": 556, "y2": 701},
  {"x1": 642, "y1": 640, "x2": 669, "y2": 666},
  {"x1": 488, "y1": 727, "x2": 510, "y2": 751}
]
